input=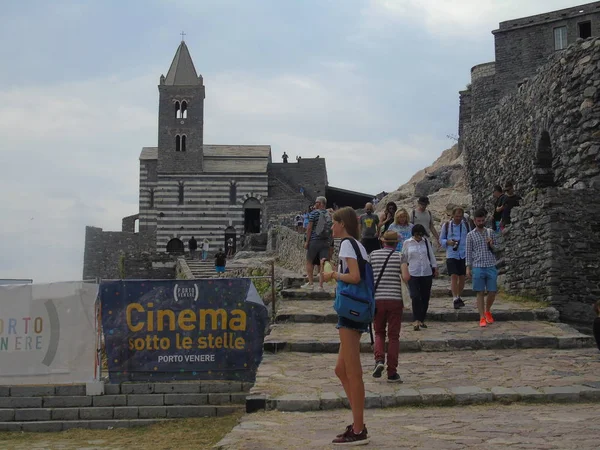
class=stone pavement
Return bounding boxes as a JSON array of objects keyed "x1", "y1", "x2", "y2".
[{"x1": 216, "y1": 403, "x2": 600, "y2": 449}]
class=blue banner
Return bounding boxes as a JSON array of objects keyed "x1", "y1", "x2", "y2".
[{"x1": 100, "y1": 279, "x2": 269, "y2": 383}]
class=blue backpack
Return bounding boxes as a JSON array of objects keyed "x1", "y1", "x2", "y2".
[{"x1": 334, "y1": 238, "x2": 376, "y2": 323}]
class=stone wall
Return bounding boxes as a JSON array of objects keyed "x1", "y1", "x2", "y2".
[
  {"x1": 464, "y1": 37, "x2": 600, "y2": 210},
  {"x1": 269, "y1": 159, "x2": 328, "y2": 202},
  {"x1": 268, "y1": 226, "x2": 306, "y2": 274},
  {"x1": 505, "y1": 188, "x2": 600, "y2": 323}
]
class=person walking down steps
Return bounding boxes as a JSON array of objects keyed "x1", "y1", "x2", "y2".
[
  {"x1": 370, "y1": 231, "x2": 405, "y2": 383},
  {"x1": 188, "y1": 236, "x2": 198, "y2": 260}
]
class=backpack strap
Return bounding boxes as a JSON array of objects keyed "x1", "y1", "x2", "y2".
[
  {"x1": 424, "y1": 238, "x2": 434, "y2": 273},
  {"x1": 341, "y1": 237, "x2": 366, "y2": 278},
  {"x1": 374, "y1": 250, "x2": 395, "y2": 293}
]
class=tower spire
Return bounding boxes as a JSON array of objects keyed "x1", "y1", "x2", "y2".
[{"x1": 164, "y1": 40, "x2": 200, "y2": 86}]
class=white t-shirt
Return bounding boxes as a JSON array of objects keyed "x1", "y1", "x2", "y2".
[{"x1": 338, "y1": 239, "x2": 369, "y2": 273}]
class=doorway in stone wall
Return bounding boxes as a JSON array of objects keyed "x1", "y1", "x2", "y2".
[
  {"x1": 243, "y1": 198, "x2": 261, "y2": 233},
  {"x1": 166, "y1": 238, "x2": 184, "y2": 253}
]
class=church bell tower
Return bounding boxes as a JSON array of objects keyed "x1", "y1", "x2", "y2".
[{"x1": 157, "y1": 38, "x2": 205, "y2": 172}]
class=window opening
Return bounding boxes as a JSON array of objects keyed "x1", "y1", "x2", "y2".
[
  {"x1": 554, "y1": 26, "x2": 567, "y2": 50},
  {"x1": 229, "y1": 182, "x2": 237, "y2": 205},
  {"x1": 579, "y1": 21, "x2": 592, "y2": 39},
  {"x1": 175, "y1": 101, "x2": 181, "y2": 118},
  {"x1": 178, "y1": 182, "x2": 184, "y2": 205},
  {"x1": 181, "y1": 101, "x2": 188, "y2": 119},
  {"x1": 176, "y1": 135, "x2": 181, "y2": 152},
  {"x1": 181, "y1": 135, "x2": 187, "y2": 152}
]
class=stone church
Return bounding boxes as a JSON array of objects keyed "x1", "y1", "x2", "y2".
[{"x1": 83, "y1": 40, "x2": 372, "y2": 280}]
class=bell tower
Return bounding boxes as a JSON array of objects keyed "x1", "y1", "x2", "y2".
[{"x1": 157, "y1": 38, "x2": 205, "y2": 172}]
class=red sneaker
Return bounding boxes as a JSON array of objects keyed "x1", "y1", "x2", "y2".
[
  {"x1": 485, "y1": 311, "x2": 494, "y2": 324},
  {"x1": 479, "y1": 318, "x2": 487, "y2": 327}
]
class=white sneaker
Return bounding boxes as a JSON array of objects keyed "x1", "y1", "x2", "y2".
[
  {"x1": 316, "y1": 285, "x2": 325, "y2": 292},
  {"x1": 300, "y1": 282, "x2": 314, "y2": 290}
]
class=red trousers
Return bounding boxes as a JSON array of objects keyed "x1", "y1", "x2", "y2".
[{"x1": 373, "y1": 300, "x2": 403, "y2": 376}]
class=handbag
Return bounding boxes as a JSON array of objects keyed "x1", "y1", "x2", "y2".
[{"x1": 334, "y1": 239, "x2": 375, "y2": 324}]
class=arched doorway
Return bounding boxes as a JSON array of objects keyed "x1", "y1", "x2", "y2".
[
  {"x1": 166, "y1": 238, "x2": 184, "y2": 254},
  {"x1": 243, "y1": 198, "x2": 262, "y2": 234},
  {"x1": 224, "y1": 226, "x2": 236, "y2": 257}
]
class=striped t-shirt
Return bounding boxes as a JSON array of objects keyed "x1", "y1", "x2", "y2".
[{"x1": 369, "y1": 248, "x2": 403, "y2": 302}]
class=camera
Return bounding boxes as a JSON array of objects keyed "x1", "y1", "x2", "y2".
[{"x1": 453, "y1": 240, "x2": 460, "y2": 251}]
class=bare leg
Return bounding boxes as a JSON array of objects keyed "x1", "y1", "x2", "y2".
[
  {"x1": 477, "y1": 292, "x2": 485, "y2": 319},
  {"x1": 318, "y1": 260, "x2": 324, "y2": 289},
  {"x1": 339, "y1": 328, "x2": 365, "y2": 433},
  {"x1": 486, "y1": 291, "x2": 497, "y2": 312},
  {"x1": 450, "y1": 274, "x2": 459, "y2": 298},
  {"x1": 306, "y1": 261, "x2": 314, "y2": 284},
  {"x1": 458, "y1": 275, "x2": 466, "y2": 297},
  {"x1": 334, "y1": 342, "x2": 352, "y2": 408}
]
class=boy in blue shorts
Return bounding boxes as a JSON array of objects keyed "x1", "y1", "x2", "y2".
[
  {"x1": 466, "y1": 208, "x2": 499, "y2": 327},
  {"x1": 214, "y1": 248, "x2": 226, "y2": 276}
]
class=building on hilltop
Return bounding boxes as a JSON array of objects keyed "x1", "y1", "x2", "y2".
[
  {"x1": 83, "y1": 40, "x2": 372, "y2": 281},
  {"x1": 459, "y1": 1, "x2": 600, "y2": 145}
]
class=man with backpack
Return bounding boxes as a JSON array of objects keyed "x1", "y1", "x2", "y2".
[
  {"x1": 302, "y1": 196, "x2": 332, "y2": 291},
  {"x1": 440, "y1": 207, "x2": 469, "y2": 310},
  {"x1": 411, "y1": 196, "x2": 439, "y2": 245}
]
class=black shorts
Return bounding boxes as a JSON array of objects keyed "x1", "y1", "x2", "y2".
[
  {"x1": 446, "y1": 258, "x2": 466, "y2": 276},
  {"x1": 307, "y1": 239, "x2": 329, "y2": 264}
]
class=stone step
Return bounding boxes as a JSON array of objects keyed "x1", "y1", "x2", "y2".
[
  {"x1": 275, "y1": 299, "x2": 559, "y2": 324},
  {"x1": 263, "y1": 321, "x2": 594, "y2": 353},
  {"x1": 0, "y1": 418, "x2": 169, "y2": 432}
]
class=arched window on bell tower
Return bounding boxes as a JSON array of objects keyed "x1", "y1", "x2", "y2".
[
  {"x1": 229, "y1": 181, "x2": 237, "y2": 205},
  {"x1": 178, "y1": 181, "x2": 184, "y2": 205},
  {"x1": 181, "y1": 135, "x2": 187, "y2": 152},
  {"x1": 181, "y1": 101, "x2": 188, "y2": 119},
  {"x1": 175, "y1": 135, "x2": 181, "y2": 152},
  {"x1": 175, "y1": 101, "x2": 181, "y2": 118}
]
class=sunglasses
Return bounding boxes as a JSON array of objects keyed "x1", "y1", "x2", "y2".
[{"x1": 414, "y1": 232, "x2": 424, "y2": 237}]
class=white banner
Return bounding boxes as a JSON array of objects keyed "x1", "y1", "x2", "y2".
[{"x1": 0, "y1": 282, "x2": 98, "y2": 385}]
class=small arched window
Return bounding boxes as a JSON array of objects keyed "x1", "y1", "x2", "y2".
[
  {"x1": 149, "y1": 188, "x2": 155, "y2": 208},
  {"x1": 181, "y1": 135, "x2": 187, "y2": 152},
  {"x1": 178, "y1": 182, "x2": 184, "y2": 205},
  {"x1": 175, "y1": 101, "x2": 181, "y2": 118},
  {"x1": 175, "y1": 135, "x2": 181, "y2": 152},
  {"x1": 229, "y1": 181, "x2": 237, "y2": 205},
  {"x1": 181, "y1": 101, "x2": 188, "y2": 119}
]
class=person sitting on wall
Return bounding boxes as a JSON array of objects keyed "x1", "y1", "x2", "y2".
[
  {"x1": 498, "y1": 181, "x2": 521, "y2": 230},
  {"x1": 215, "y1": 248, "x2": 227, "y2": 276}
]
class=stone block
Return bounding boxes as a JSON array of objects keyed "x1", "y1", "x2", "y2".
[
  {"x1": 230, "y1": 393, "x2": 247, "y2": 405},
  {"x1": 320, "y1": 392, "x2": 343, "y2": 410},
  {"x1": 541, "y1": 386, "x2": 582, "y2": 402},
  {"x1": 0, "y1": 397, "x2": 42, "y2": 408},
  {"x1": 93, "y1": 395, "x2": 127, "y2": 407},
  {"x1": 419, "y1": 339, "x2": 447, "y2": 352},
  {"x1": 62, "y1": 421, "x2": 90, "y2": 430},
  {"x1": 208, "y1": 393, "x2": 230, "y2": 405},
  {"x1": 113, "y1": 406, "x2": 139, "y2": 419},
  {"x1": 516, "y1": 336, "x2": 558, "y2": 349},
  {"x1": 55, "y1": 385, "x2": 86, "y2": 396},
  {"x1": 0, "y1": 409, "x2": 15, "y2": 421},
  {"x1": 138, "y1": 406, "x2": 167, "y2": 419},
  {"x1": 446, "y1": 339, "x2": 483, "y2": 350},
  {"x1": 153, "y1": 383, "x2": 201, "y2": 394},
  {"x1": 0, "y1": 386, "x2": 9, "y2": 397},
  {"x1": 166, "y1": 405, "x2": 216, "y2": 418},
  {"x1": 216, "y1": 406, "x2": 242, "y2": 416},
  {"x1": 165, "y1": 394, "x2": 208, "y2": 405},
  {"x1": 419, "y1": 388, "x2": 455, "y2": 406},
  {"x1": 15, "y1": 408, "x2": 52, "y2": 421},
  {"x1": 491, "y1": 386, "x2": 521, "y2": 403},
  {"x1": 22, "y1": 421, "x2": 63, "y2": 432},
  {"x1": 201, "y1": 382, "x2": 243, "y2": 393},
  {"x1": 43, "y1": 396, "x2": 92, "y2": 408},
  {"x1": 79, "y1": 407, "x2": 114, "y2": 420},
  {"x1": 241, "y1": 382, "x2": 254, "y2": 392},
  {"x1": 395, "y1": 389, "x2": 422, "y2": 406},
  {"x1": 558, "y1": 337, "x2": 580, "y2": 349},
  {"x1": 575, "y1": 385, "x2": 600, "y2": 401},
  {"x1": 127, "y1": 394, "x2": 164, "y2": 406},
  {"x1": 364, "y1": 392, "x2": 382, "y2": 409},
  {"x1": 514, "y1": 386, "x2": 545, "y2": 402},
  {"x1": 381, "y1": 394, "x2": 396, "y2": 408},
  {"x1": 51, "y1": 408, "x2": 79, "y2": 420},
  {"x1": 10, "y1": 386, "x2": 54, "y2": 397},
  {"x1": 121, "y1": 383, "x2": 154, "y2": 394},
  {"x1": 450, "y1": 386, "x2": 493, "y2": 404},
  {"x1": 400, "y1": 340, "x2": 421, "y2": 352},
  {"x1": 0, "y1": 422, "x2": 21, "y2": 431},
  {"x1": 104, "y1": 384, "x2": 121, "y2": 395},
  {"x1": 130, "y1": 418, "x2": 166, "y2": 427},
  {"x1": 88, "y1": 420, "x2": 130, "y2": 430},
  {"x1": 275, "y1": 394, "x2": 320, "y2": 412}
]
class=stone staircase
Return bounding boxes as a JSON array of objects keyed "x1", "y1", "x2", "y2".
[
  {"x1": 0, "y1": 381, "x2": 250, "y2": 432},
  {"x1": 185, "y1": 258, "x2": 218, "y2": 278},
  {"x1": 245, "y1": 264, "x2": 599, "y2": 413}
]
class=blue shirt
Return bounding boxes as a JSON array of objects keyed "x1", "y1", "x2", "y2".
[{"x1": 439, "y1": 220, "x2": 467, "y2": 260}]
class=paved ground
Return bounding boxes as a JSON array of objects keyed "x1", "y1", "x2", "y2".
[
  {"x1": 216, "y1": 403, "x2": 600, "y2": 449},
  {"x1": 252, "y1": 349, "x2": 600, "y2": 398}
]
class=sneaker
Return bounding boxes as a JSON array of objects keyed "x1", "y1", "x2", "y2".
[
  {"x1": 336, "y1": 425, "x2": 368, "y2": 439},
  {"x1": 479, "y1": 317, "x2": 487, "y2": 327},
  {"x1": 372, "y1": 361, "x2": 385, "y2": 378},
  {"x1": 387, "y1": 373, "x2": 403, "y2": 383},
  {"x1": 420, "y1": 322, "x2": 428, "y2": 329},
  {"x1": 316, "y1": 285, "x2": 325, "y2": 292},
  {"x1": 332, "y1": 426, "x2": 369, "y2": 446},
  {"x1": 484, "y1": 311, "x2": 495, "y2": 324},
  {"x1": 457, "y1": 297, "x2": 466, "y2": 308},
  {"x1": 300, "y1": 282, "x2": 314, "y2": 290},
  {"x1": 453, "y1": 299, "x2": 461, "y2": 310}
]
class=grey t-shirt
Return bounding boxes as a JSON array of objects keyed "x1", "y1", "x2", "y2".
[
  {"x1": 360, "y1": 213, "x2": 380, "y2": 239},
  {"x1": 411, "y1": 209, "x2": 434, "y2": 236}
]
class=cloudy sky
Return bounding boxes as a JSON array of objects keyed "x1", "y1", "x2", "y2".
[{"x1": 0, "y1": 0, "x2": 582, "y2": 282}]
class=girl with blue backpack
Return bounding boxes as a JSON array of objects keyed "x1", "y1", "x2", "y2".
[{"x1": 321, "y1": 206, "x2": 371, "y2": 446}]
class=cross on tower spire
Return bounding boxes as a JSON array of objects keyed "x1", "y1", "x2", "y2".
[{"x1": 180, "y1": 31, "x2": 186, "y2": 42}]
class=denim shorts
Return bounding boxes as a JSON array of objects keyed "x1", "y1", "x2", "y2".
[
  {"x1": 336, "y1": 316, "x2": 369, "y2": 333},
  {"x1": 472, "y1": 266, "x2": 498, "y2": 292}
]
